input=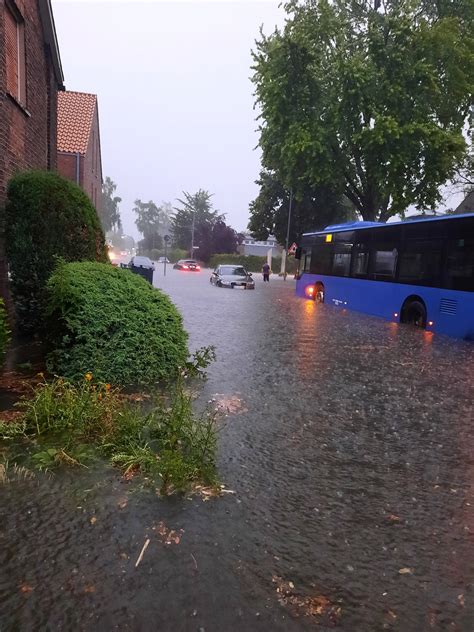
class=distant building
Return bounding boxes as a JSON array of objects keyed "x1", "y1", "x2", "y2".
[
  {"x1": 57, "y1": 91, "x2": 103, "y2": 212},
  {"x1": 0, "y1": 0, "x2": 64, "y2": 303},
  {"x1": 453, "y1": 190, "x2": 474, "y2": 215},
  {"x1": 238, "y1": 233, "x2": 282, "y2": 257}
]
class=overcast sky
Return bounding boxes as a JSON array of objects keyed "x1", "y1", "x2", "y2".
[{"x1": 52, "y1": 0, "x2": 285, "y2": 239}]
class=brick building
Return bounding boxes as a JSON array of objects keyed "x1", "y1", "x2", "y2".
[
  {"x1": 57, "y1": 91, "x2": 103, "y2": 212},
  {"x1": 0, "y1": 0, "x2": 64, "y2": 302}
]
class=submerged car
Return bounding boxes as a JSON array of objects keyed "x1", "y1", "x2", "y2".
[
  {"x1": 174, "y1": 259, "x2": 201, "y2": 271},
  {"x1": 129, "y1": 255, "x2": 155, "y2": 271},
  {"x1": 210, "y1": 265, "x2": 255, "y2": 289}
]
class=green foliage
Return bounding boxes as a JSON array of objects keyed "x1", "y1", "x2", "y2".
[
  {"x1": 172, "y1": 190, "x2": 238, "y2": 262},
  {"x1": 140, "y1": 248, "x2": 188, "y2": 263},
  {"x1": 101, "y1": 177, "x2": 122, "y2": 233},
  {"x1": 0, "y1": 376, "x2": 218, "y2": 493},
  {"x1": 45, "y1": 261, "x2": 188, "y2": 387},
  {"x1": 208, "y1": 253, "x2": 298, "y2": 274},
  {"x1": 133, "y1": 199, "x2": 170, "y2": 252},
  {"x1": 0, "y1": 299, "x2": 10, "y2": 365},
  {"x1": 252, "y1": 0, "x2": 474, "y2": 220},
  {"x1": 248, "y1": 169, "x2": 356, "y2": 244},
  {"x1": 5, "y1": 171, "x2": 107, "y2": 333}
]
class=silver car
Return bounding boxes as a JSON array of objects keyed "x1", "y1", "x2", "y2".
[{"x1": 210, "y1": 265, "x2": 255, "y2": 289}]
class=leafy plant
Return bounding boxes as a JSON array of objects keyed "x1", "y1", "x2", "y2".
[
  {"x1": 45, "y1": 261, "x2": 188, "y2": 387},
  {"x1": 252, "y1": 0, "x2": 474, "y2": 221},
  {"x1": 208, "y1": 253, "x2": 298, "y2": 274},
  {"x1": 0, "y1": 376, "x2": 218, "y2": 493},
  {"x1": 0, "y1": 298, "x2": 10, "y2": 365},
  {"x1": 5, "y1": 171, "x2": 107, "y2": 333}
]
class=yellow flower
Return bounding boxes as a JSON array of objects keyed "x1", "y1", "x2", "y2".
[
  {"x1": 105, "y1": 383, "x2": 111, "y2": 392},
  {"x1": 36, "y1": 372, "x2": 44, "y2": 379},
  {"x1": 85, "y1": 372, "x2": 93, "y2": 382},
  {"x1": 97, "y1": 393, "x2": 102, "y2": 401}
]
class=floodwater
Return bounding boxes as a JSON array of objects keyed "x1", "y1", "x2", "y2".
[{"x1": 1, "y1": 268, "x2": 473, "y2": 631}]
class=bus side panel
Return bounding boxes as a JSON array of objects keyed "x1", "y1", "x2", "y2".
[{"x1": 296, "y1": 274, "x2": 474, "y2": 341}]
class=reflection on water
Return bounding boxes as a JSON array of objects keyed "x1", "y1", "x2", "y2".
[{"x1": 1, "y1": 271, "x2": 473, "y2": 631}]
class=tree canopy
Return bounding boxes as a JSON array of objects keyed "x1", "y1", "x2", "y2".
[
  {"x1": 251, "y1": 0, "x2": 474, "y2": 223},
  {"x1": 171, "y1": 190, "x2": 239, "y2": 261},
  {"x1": 101, "y1": 177, "x2": 122, "y2": 233},
  {"x1": 133, "y1": 199, "x2": 171, "y2": 252}
]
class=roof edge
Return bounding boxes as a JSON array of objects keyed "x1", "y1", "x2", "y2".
[{"x1": 38, "y1": 0, "x2": 64, "y2": 88}]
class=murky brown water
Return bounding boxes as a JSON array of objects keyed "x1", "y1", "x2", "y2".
[{"x1": 1, "y1": 269, "x2": 473, "y2": 630}]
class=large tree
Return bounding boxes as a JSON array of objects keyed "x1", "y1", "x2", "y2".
[
  {"x1": 172, "y1": 190, "x2": 238, "y2": 261},
  {"x1": 252, "y1": 0, "x2": 474, "y2": 222},
  {"x1": 101, "y1": 177, "x2": 122, "y2": 233},
  {"x1": 133, "y1": 200, "x2": 170, "y2": 251},
  {"x1": 248, "y1": 169, "x2": 355, "y2": 244}
]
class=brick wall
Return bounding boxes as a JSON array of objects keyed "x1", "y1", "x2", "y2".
[
  {"x1": 82, "y1": 103, "x2": 103, "y2": 213},
  {"x1": 57, "y1": 151, "x2": 79, "y2": 184},
  {"x1": 0, "y1": 0, "x2": 61, "y2": 304}
]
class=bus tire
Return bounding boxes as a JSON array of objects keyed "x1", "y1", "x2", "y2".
[
  {"x1": 315, "y1": 283, "x2": 325, "y2": 304},
  {"x1": 401, "y1": 298, "x2": 427, "y2": 329}
]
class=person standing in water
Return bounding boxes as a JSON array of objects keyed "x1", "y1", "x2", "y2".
[{"x1": 262, "y1": 262, "x2": 271, "y2": 282}]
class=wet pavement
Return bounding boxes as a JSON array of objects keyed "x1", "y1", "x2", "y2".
[{"x1": 1, "y1": 268, "x2": 474, "y2": 631}]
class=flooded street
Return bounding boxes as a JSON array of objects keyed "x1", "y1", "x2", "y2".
[{"x1": 1, "y1": 269, "x2": 474, "y2": 631}]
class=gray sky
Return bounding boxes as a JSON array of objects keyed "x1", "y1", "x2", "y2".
[{"x1": 53, "y1": 0, "x2": 285, "y2": 239}]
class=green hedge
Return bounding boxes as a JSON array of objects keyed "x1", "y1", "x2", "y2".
[
  {"x1": 208, "y1": 253, "x2": 298, "y2": 274},
  {"x1": 0, "y1": 299, "x2": 10, "y2": 365},
  {"x1": 141, "y1": 248, "x2": 188, "y2": 263},
  {"x1": 5, "y1": 171, "x2": 108, "y2": 333},
  {"x1": 45, "y1": 262, "x2": 188, "y2": 387}
]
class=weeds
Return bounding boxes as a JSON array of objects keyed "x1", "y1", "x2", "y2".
[{"x1": 0, "y1": 374, "x2": 218, "y2": 494}]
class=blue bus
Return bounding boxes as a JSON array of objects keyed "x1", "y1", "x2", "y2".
[{"x1": 295, "y1": 213, "x2": 474, "y2": 340}]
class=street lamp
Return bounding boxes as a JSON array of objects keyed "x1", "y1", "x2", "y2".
[{"x1": 282, "y1": 188, "x2": 293, "y2": 280}]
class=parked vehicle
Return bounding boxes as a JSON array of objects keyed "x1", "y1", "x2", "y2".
[
  {"x1": 210, "y1": 265, "x2": 255, "y2": 289},
  {"x1": 174, "y1": 259, "x2": 201, "y2": 271},
  {"x1": 129, "y1": 256, "x2": 155, "y2": 271}
]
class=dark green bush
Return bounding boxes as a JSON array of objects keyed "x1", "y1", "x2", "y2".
[
  {"x1": 45, "y1": 261, "x2": 188, "y2": 386},
  {"x1": 208, "y1": 253, "x2": 298, "y2": 274},
  {"x1": 5, "y1": 171, "x2": 108, "y2": 333},
  {"x1": 0, "y1": 299, "x2": 10, "y2": 365},
  {"x1": 140, "y1": 247, "x2": 188, "y2": 263}
]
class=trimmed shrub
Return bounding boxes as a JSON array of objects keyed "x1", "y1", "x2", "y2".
[
  {"x1": 0, "y1": 299, "x2": 10, "y2": 365},
  {"x1": 208, "y1": 253, "x2": 298, "y2": 274},
  {"x1": 140, "y1": 247, "x2": 188, "y2": 263},
  {"x1": 45, "y1": 261, "x2": 188, "y2": 386},
  {"x1": 5, "y1": 171, "x2": 108, "y2": 333}
]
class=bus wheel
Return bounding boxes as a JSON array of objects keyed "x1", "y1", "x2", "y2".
[
  {"x1": 401, "y1": 299, "x2": 427, "y2": 329},
  {"x1": 315, "y1": 283, "x2": 325, "y2": 304}
]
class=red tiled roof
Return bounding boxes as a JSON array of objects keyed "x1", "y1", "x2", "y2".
[{"x1": 57, "y1": 91, "x2": 97, "y2": 154}]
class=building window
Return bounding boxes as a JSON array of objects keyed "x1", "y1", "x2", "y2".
[{"x1": 5, "y1": 2, "x2": 26, "y2": 105}]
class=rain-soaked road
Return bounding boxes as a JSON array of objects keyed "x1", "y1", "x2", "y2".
[{"x1": 1, "y1": 268, "x2": 474, "y2": 631}]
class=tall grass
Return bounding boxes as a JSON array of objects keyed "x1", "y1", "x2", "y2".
[{"x1": 0, "y1": 375, "x2": 218, "y2": 494}]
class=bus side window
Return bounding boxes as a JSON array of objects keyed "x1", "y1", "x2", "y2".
[
  {"x1": 398, "y1": 239, "x2": 443, "y2": 286},
  {"x1": 310, "y1": 244, "x2": 332, "y2": 275},
  {"x1": 351, "y1": 244, "x2": 369, "y2": 277},
  {"x1": 303, "y1": 252, "x2": 311, "y2": 272},
  {"x1": 370, "y1": 243, "x2": 398, "y2": 280},
  {"x1": 444, "y1": 238, "x2": 474, "y2": 291},
  {"x1": 332, "y1": 243, "x2": 352, "y2": 276}
]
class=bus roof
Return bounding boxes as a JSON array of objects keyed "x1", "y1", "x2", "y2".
[{"x1": 302, "y1": 213, "x2": 474, "y2": 237}]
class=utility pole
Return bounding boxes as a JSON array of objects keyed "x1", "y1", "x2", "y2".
[
  {"x1": 282, "y1": 188, "x2": 293, "y2": 280},
  {"x1": 190, "y1": 211, "x2": 195, "y2": 259},
  {"x1": 163, "y1": 234, "x2": 170, "y2": 276}
]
